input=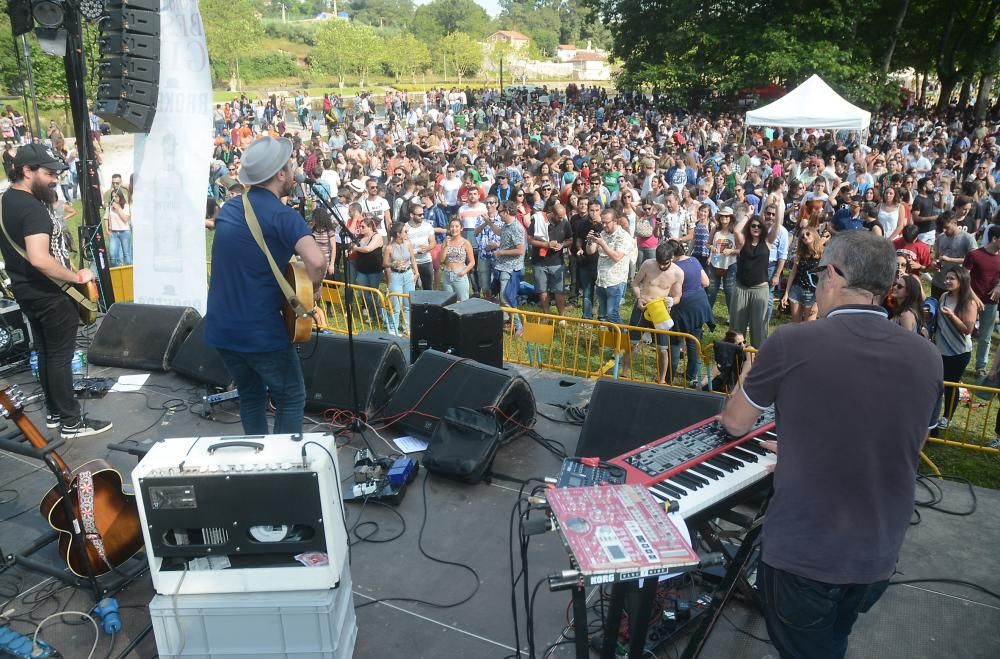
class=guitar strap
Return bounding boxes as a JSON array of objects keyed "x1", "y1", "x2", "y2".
[
  {"x1": 241, "y1": 193, "x2": 310, "y2": 319},
  {"x1": 0, "y1": 193, "x2": 99, "y2": 315},
  {"x1": 76, "y1": 470, "x2": 110, "y2": 568}
]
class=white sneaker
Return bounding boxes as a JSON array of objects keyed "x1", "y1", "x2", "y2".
[
  {"x1": 988, "y1": 437, "x2": 1000, "y2": 449},
  {"x1": 936, "y1": 417, "x2": 949, "y2": 430}
]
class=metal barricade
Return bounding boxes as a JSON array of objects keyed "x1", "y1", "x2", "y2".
[
  {"x1": 930, "y1": 380, "x2": 1000, "y2": 453},
  {"x1": 317, "y1": 279, "x2": 394, "y2": 335},
  {"x1": 500, "y1": 309, "x2": 628, "y2": 380}
]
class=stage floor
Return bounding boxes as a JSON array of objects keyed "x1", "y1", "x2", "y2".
[{"x1": 0, "y1": 361, "x2": 998, "y2": 659}]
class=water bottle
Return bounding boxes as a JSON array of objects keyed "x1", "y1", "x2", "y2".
[
  {"x1": 29, "y1": 351, "x2": 38, "y2": 380},
  {"x1": 71, "y1": 350, "x2": 86, "y2": 376}
]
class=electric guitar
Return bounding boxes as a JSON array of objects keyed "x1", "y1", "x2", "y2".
[
  {"x1": 0, "y1": 386, "x2": 143, "y2": 578},
  {"x1": 283, "y1": 261, "x2": 316, "y2": 343},
  {"x1": 70, "y1": 279, "x2": 100, "y2": 326}
]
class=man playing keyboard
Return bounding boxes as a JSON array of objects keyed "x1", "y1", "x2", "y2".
[{"x1": 721, "y1": 231, "x2": 943, "y2": 659}]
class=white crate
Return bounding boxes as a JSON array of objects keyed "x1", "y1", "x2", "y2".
[{"x1": 150, "y1": 561, "x2": 356, "y2": 658}]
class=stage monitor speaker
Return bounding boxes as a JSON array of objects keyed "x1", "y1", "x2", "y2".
[
  {"x1": 575, "y1": 380, "x2": 727, "y2": 460},
  {"x1": 170, "y1": 316, "x2": 232, "y2": 388},
  {"x1": 88, "y1": 303, "x2": 200, "y2": 371},
  {"x1": 409, "y1": 290, "x2": 456, "y2": 363},
  {"x1": 445, "y1": 297, "x2": 504, "y2": 368},
  {"x1": 381, "y1": 349, "x2": 535, "y2": 441},
  {"x1": 300, "y1": 333, "x2": 407, "y2": 418}
]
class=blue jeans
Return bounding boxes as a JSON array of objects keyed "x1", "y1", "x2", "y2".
[
  {"x1": 578, "y1": 267, "x2": 597, "y2": 320},
  {"x1": 707, "y1": 263, "x2": 737, "y2": 316},
  {"x1": 760, "y1": 562, "x2": 889, "y2": 659},
  {"x1": 975, "y1": 302, "x2": 998, "y2": 371},
  {"x1": 109, "y1": 230, "x2": 132, "y2": 266},
  {"x1": 387, "y1": 269, "x2": 415, "y2": 334},
  {"x1": 443, "y1": 269, "x2": 470, "y2": 301},
  {"x1": 354, "y1": 271, "x2": 385, "y2": 325},
  {"x1": 217, "y1": 346, "x2": 306, "y2": 435},
  {"x1": 765, "y1": 261, "x2": 779, "y2": 326},
  {"x1": 596, "y1": 282, "x2": 625, "y2": 324},
  {"x1": 670, "y1": 325, "x2": 703, "y2": 383},
  {"x1": 461, "y1": 228, "x2": 480, "y2": 294},
  {"x1": 499, "y1": 270, "x2": 522, "y2": 332}
]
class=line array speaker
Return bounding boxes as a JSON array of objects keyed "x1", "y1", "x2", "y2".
[{"x1": 95, "y1": 0, "x2": 161, "y2": 133}]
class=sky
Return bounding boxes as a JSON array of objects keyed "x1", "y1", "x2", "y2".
[{"x1": 412, "y1": 0, "x2": 502, "y2": 18}]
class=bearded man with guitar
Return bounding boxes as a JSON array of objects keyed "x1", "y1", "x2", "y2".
[
  {"x1": 0, "y1": 144, "x2": 109, "y2": 439},
  {"x1": 206, "y1": 136, "x2": 325, "y2": 435}
]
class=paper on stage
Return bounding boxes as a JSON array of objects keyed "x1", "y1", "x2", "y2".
[
  {"x1": 393, "y1": 435, "x2": 429, "y2": 453},
  {"x1": 111, "y1": 373, "x2": 151, "y2": 392}
]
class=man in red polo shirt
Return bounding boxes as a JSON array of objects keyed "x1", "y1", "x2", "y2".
[
  {"x1": 964, "y1": 225, "x2": 1000, "y2": 376},
  {"x1": 892, "y1": 224, "x2": 932, "y2": 273}
]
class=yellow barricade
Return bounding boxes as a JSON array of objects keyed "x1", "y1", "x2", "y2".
[
  {"x1": 109, "y1": 265, "x2": 134, "y2": 303},
  {"x1": 500, "y1": 309, "x2": 629, "y2": 380},
  {"x1": 929, "y1": 380, "x2": 1000, "y2": 453},
  {"x1": 317, "y1": 279, "x2": 395, "y2": 335}
]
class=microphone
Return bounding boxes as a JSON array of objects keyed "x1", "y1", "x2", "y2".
[{"x1": 295, "y1": 171, "x2": 319, "y2": 186}]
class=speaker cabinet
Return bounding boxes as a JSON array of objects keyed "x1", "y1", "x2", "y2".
[
  {"x1": 409, "y1": 290, "x2": 456, "y2": 363},
  {"x1": 381, "y1": 349, "x2": 535, "y2": 441},
  {"x1": 299, "y1": 333, "x2": 407, "y2": 418},
  {"x1": 575, "y1": 380, "x2": 727, "y2": 460},
  {"x1": 170, "y1": 316, "x2": 232, "y2": 388},
  {"x1": 88, "y1": 303, "x2": 200, "y2": 371},
  {"x1": 444, "y1": 297, "x2": 504, "y2": 368}
]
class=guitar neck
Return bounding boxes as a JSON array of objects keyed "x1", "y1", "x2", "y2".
[{"x1": 0, "y1": 390, "x2": 72, "y2": 481}]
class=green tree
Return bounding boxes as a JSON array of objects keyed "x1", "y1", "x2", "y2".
[
  {"x1": 314, "y1": 19, "x2": 356, "y2": 86},
  {"x1": 413, "y1": 0, "x2": 491, "y2": 44},
  {"x1": 385, "y1": 34, "x2": 432, "y2": 83},
  {"x1": 347, "y1": 24, "x2": 386, "y2": 87},
  {"x1": 439, "y1": 32, "x2": 483, "y2": 84},
  {"x1": 202, "y1": 0, "x2": 264, "y2": 88}
]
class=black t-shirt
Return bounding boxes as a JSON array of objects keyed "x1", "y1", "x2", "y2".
[
  {"x1": 529, "y1": 217, "x2": 571, "y2": 266},
  {"x1": 0, "y1": 189, "x2": 64, "y2": 301},
  {"x1": 911, "y1": 194, "x2": 939, "y2": 234},
  {"x1": 572, "y1": 215, "x2": 601, "y2": 268}
]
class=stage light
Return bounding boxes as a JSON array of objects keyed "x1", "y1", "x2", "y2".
[
  {"x1": 31, "y1": 0, "x2": 65, "y2": 28},
  {"x1": 35, "y1": 27, "x2": 68, "y2": 56},
  {"x1": 77, "y1": 0, "x2": 106, "y2": 21}
]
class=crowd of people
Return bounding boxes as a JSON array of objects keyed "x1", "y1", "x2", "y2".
[{"x1": 205, "y1": 85, "x2": 1000, "y2": 440}]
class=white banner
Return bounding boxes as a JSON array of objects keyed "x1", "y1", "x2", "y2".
[{"x1": 132, "y1": 0, "x2": 211, "y2": 313}]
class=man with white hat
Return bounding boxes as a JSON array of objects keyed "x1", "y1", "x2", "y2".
[{"x1": 205, "y1": 136, "x2": 326, "y2": 435}]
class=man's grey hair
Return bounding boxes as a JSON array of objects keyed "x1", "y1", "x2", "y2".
[{"x1": 822, "y1": 232, "x2": 896, "y2": 297}]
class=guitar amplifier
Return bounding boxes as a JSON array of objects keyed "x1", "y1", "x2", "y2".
[
  {"x1": 132, "y1": 433, "x2": 347, "y2": 595},
  {"x1": 0, "y1": 300, "x2": 32, "y2": 372}
]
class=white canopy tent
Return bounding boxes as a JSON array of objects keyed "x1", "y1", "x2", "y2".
[{"x1": 745, "y1": 74, "x2": 871, "y2": 133}]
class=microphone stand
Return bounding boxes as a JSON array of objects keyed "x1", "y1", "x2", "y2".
[{"x1": 309, "y1": 183, "x2": 366, "y2": 438}]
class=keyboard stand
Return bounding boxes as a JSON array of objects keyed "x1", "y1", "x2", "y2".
[{"x1": 680, "y1": 492, "x2": 772, "y2": 659}]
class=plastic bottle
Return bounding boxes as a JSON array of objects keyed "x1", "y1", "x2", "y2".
[
  {"x1": 71, "y1": 350, "x2": 86, "y2": 376},
  {"x1": 29, "y1": 351, "x2": 38, "y2": 380}
]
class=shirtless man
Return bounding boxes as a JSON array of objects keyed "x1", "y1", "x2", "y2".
[{"x1": 625, "y1": 241, "x2": 684, "y2": 383}]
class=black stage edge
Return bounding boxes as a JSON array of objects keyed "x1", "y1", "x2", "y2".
[{"x1": 0, "y1": 363, "x2": 997, "y2": 658}]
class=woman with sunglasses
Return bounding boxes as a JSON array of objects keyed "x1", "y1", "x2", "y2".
[
  {"x1": 935, "y1": 267, "x2": 977, "y2": 431},
  {"x1": 730, "y1": 196, "x2": 784, "y2": 348},
  {"x1": 885, "y1": 275, "x2": 924, "y2": 334},
  {"x1": 780, "y1": 227, "x2": 824, "y2": 323},
  {"x1": 350, "y1": 216, "x2": 386, "y2": 325},
  {"x1": 440, "y1": 218, "x2": 475, "y2": 301}
]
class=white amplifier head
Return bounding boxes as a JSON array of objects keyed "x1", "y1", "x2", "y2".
[{"x1": 132, "y1": 433, "x2": 348, "y2": 595}]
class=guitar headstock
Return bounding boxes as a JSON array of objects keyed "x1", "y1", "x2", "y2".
[{"x1": 0, "y1": 385, "x2": 25, "y2": 420}]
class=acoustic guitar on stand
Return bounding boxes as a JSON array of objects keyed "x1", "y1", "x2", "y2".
[{"x1": 0, "y1": 386, "x2": 143, "y2": 577}]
